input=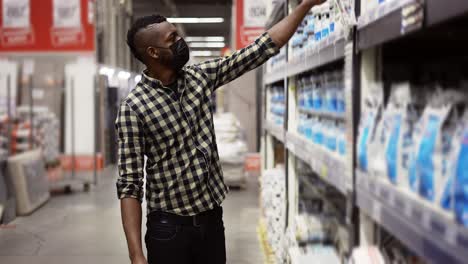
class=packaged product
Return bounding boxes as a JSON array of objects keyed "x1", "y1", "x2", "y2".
[
  {"x1": 384, "y1": 83, "x2": 426, "y2": 188},
  {"x1": 357, "y1": 84, "x2": 383, "y2": 172},
  {"x1": 453, "y1": 113, "x2": 468, "y2": 226},
  {"x1": 412, "y1": 90, "x2": 467, "y2": 207}
]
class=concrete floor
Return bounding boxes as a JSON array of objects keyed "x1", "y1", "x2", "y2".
[{"x1": 0, "y1": 166, "x2": 263, "y2": 264}]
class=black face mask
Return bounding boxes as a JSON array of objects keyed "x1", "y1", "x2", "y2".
[{"x1": 156, "y1": 38, "x2": 190, "y2": 71}]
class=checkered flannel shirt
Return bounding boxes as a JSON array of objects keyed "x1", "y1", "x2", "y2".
[{"x1": 115, "y1": 32, "x2": 279, "y2": 216}]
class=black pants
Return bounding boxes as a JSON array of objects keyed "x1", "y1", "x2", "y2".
[{"x1": 145, "y1": 207, "x2": 226, "y2": 264}]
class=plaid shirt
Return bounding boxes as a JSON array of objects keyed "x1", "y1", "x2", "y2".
[{"x1": 115, "y1": 32, "x2": 279, "y2": 216}]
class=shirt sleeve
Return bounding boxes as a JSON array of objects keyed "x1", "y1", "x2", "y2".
[
  {"x1": 115, "y1": 101, "x2": 145, "y2": 203},
  {"x1": 194, "y1": 32, "x2": 279, "y2": 90}
]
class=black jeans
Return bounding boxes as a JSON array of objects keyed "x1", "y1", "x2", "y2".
[{"x1": 145, "y1": 207, "x2": 226, "y2": 264}]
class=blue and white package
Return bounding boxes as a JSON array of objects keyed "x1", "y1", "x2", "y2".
[
  {"x1": 454, "y1": 114, "x2": 468, "y2": 226},
  {"x1": 384, "y1": 83, "x2": 426, "y2": 187},
  {"x1": 414, "y1": 90, "x2": 467, "y2": 207},
  {"x1": 357, "y1": 85, "x2": 383, "y2": 172},
  {"x1": 338, "y1": 124, "x2": 346, "y2": 156}
]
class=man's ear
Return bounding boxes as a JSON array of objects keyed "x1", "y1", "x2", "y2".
[{"x1": 146, "y1": 46, "x2": 159, "y2": 60}]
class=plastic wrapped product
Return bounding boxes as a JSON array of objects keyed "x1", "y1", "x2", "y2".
[
  {"x1": 453, "y1": 113, "x2": 468, "y2": 226},
  {"x1": 413, "y1": 90, "x2": 467, "y2": 207},
  {"x1": 357, "y1": 84, "x2": 383, "y2": 171},
  {"x1": 312, "y1": 75, "x2": 325, "y2": 110},
  {"x1": 384, "y1": 83, "x2": 426, "y2": 187}
]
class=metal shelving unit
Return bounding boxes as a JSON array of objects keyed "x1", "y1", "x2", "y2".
[
  {"x1": 356, "y1": 170, "x2": 468, "y2": 264},
  {"x1": 264, "y1": 65, "x2": 287, "y2": 85},
  {"x1": 263, "y1": 119, "x2": 286, "y2": 143},
  {"x1": 287, "y1": 35, "x2": 346, "y2": 77},
  {"x1": 261, "y1": 0, "x2": 468, "y2": 262},
  {"x1": 298, "y1": 108, "x2": 346, "y2": 120},
  {"x1": 286, "y1": 132, "x2": 348, "y2": 195},
  {"x1": 357, "y1": 0, "x2": 421, "y2": 50}
]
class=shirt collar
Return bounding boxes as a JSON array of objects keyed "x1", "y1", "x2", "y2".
[{"x1": 141, "y1": 69, "x2": 187, "y2": 95}]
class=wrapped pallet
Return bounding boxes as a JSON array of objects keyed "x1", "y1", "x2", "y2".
[{"x1": 214, "y1": 113, "x2": 248, "y2": 188}]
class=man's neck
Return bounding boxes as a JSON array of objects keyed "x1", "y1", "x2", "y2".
[{"x1": 146, "y1": 66, "x2": 177, "y2": 86}]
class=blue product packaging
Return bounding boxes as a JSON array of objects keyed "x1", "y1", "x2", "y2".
[
  {"x1": 455, "y1": 121, "x2": 468, "y2": 226},
  {"x1": 414, "y1": 90, "x2": 466, "y2": 207},
  {"x1": 385, "y1": 113, "x2": 402, "y2": 183}
]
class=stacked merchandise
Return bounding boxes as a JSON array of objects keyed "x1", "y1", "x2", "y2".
[
  {"x1": 270, "y1": 85, "x2": 286, "y2": 126},
  {"x1": 297, "y1": 70, "x2": 347, "y2": 158},
  {"x1": 287, "y1": 162, "x2": 345, "y2": 263},
  {"x1": 290, "y1": 0, "x2": 355, "y2": 59},
  {"x1": 213, "y1": 113, "x2": 248, "y2": 187},
  {"x1": 0, "y1": 114, "x2": 8, "y2": 160},
  {"x1": 260, "y1": 167, "x2": 287, "y2": 263},
  {"x1": 17, "y1": 107, "x2": 60, "y2": 164},
  {"x1": 357, "y1": 83, "x2": 468, "y2": 226},
  {"x1": 10, "y1": 121, "x2": 32, "y2": 155}
]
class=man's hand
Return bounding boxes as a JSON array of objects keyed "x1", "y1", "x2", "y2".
[
  {"x1": 131, "y1": 254, "x2": 148, "y2": 264},
  {"x1": 268, "y1": 0, "x2": 324, "y2": 48}
]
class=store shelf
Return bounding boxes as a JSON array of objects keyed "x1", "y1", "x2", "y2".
[
  {"x1": 357, "y1": 0, "x2": 420, "y2": 50},
  {"x1": 426, "y1": 0, "x2": 468, "y2": 26},
  {"x1": 356, "y1": 170, "x2": 468, "y2": 264},
  {"x1": 298, "y1": 108, "x2": 346, "y2": 120},
  {"x1": 286, "y1": 132, "x2": 347, "y2": 195},
  {"x1": 265, "y1": 65, "x2": 287, "y2": 85},
  {"x1": 264, "y1": 120, "x2": 285, "y2": 143},
  {"x1": 287, "y1": 35, "x2": 346, "y2": 77}
]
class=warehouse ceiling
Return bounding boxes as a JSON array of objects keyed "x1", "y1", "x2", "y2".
[{"x1": 132, "y1": 0, "x2": 233, "y2": 52}]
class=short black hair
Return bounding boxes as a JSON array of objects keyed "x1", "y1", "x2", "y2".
[{"x1": 127, "y1": 14, "x2": 167, "y2": 63}]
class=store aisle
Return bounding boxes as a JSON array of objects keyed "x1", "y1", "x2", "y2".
[{"x1": 0, "y1": 167, "x2": 263, "y2": 264}]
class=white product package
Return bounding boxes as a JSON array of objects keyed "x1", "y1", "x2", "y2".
[
  {"x1": 383, "y1": 83, "x2": 426, "y2": 188},
  {"x1": 452, "y1": 113, "x2": 468, "y2": 226},
  {"x1": 411, "y1": 90, "x2": 467, "y2": 209},
  {"x1": 357, "y1": 84, "x2": 383, "y2": 172}
]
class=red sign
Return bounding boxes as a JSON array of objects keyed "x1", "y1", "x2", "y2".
[
  {"x1": 235, "y1": 0, "x2": 266, "y2": 49},
  {"x1": 0, "y1": 0, "x2": 95, "y2": 52}
]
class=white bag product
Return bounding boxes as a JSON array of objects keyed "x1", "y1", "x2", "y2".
[
  {"x1": 411, "y1": 89, "x2": 467, "y2": 209},
  {"x1": 383, "y1": 83, "x2": 426, "y2": 188},
  {"x1": 357, "y1": 84, "x2": 383, "y2": 172},
  {"x1": 368, "y1": 94, "x2": 397, "y2": 178},
  {"x1": 452, "y1": 113, "x2": 468, "y2": 226}
]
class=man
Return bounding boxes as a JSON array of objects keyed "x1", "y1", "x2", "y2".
[{"x1": 116, "y1": 0, "x2": 323, "y2": 263}]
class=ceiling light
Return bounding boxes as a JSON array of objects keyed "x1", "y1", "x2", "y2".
[
  {"x1": 189, "y1": 42, "x2": 225, "y2": 48},
  {"x1": 191, "y1": 51, "x2": 221, "y2": 57},
  {"x1": 118, "y1": 71, "x2": 131, "y2": 80},
  {"x1": 99, "y1": 67, "x2": 114, "y2": 77},
  {"x1": 185, "y1": 36, "x2": 225, "y2": 42},
  {"x1": 167, "y1": 17, "x2": 224, "y2": 24}
]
